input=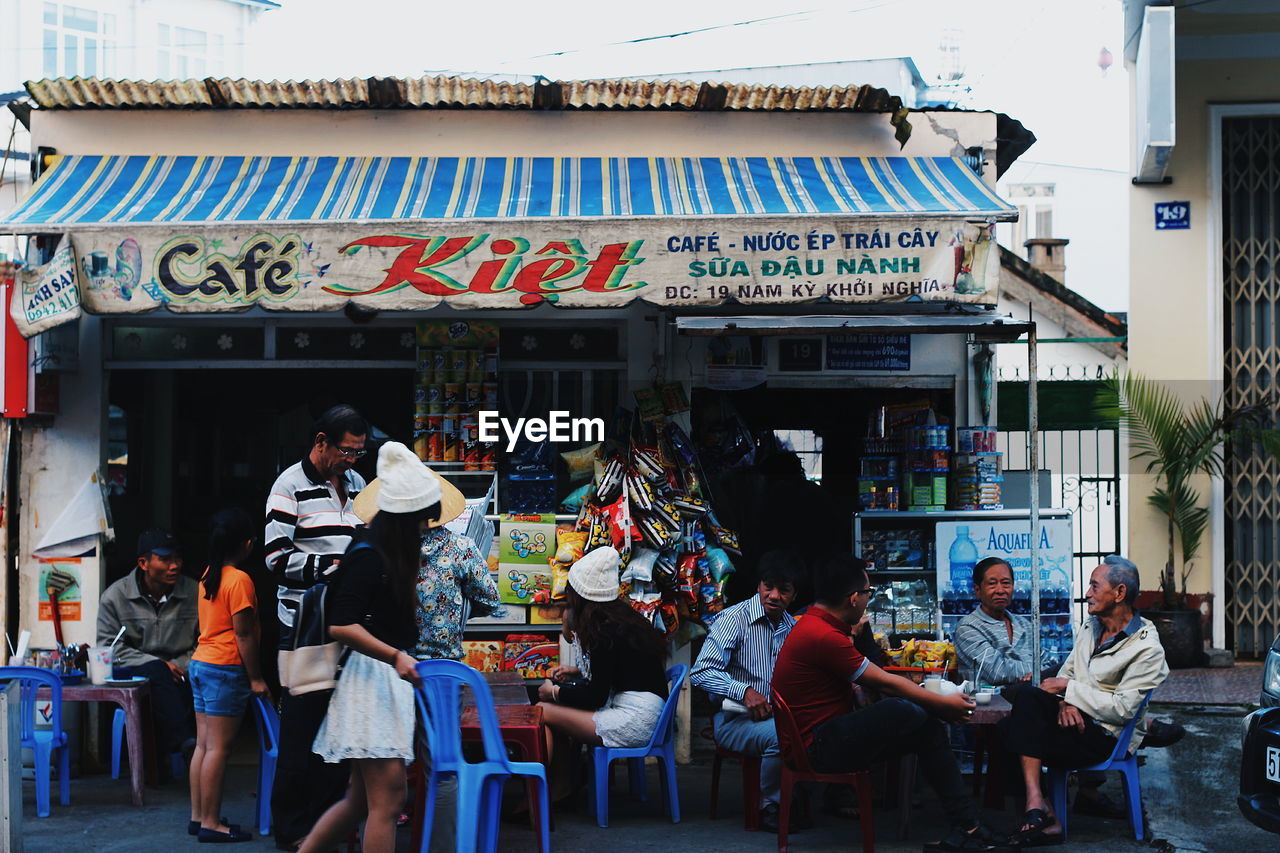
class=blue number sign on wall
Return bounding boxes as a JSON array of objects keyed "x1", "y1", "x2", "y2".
[{"x1": 1154, "y1": 201, "x2": 1190, "y2": 230}]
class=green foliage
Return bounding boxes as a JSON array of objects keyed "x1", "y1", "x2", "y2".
[{"x1": 1099, "y1": 373, "x2": 1280, "y2": 608}]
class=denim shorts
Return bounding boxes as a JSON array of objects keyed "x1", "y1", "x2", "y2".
[{"x1": 189, "y1": 660, "x2": 250, "y2": 717}]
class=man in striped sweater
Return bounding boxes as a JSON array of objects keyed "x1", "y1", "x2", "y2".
[{"x1": 266, "y1": 404, "x2": 368, "y2": 851}]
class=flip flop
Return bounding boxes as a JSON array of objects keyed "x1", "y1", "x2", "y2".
[
  {"x1": 1007, "y1": 809, "x2": 1056, "y2": 845},
  {"x1": 1010, "y1": 830, "x2": 1065, "y2": 848}
]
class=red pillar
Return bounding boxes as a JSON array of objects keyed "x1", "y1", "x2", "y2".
[{"x1": 0, "y1": 274, "x2": 28, "y2": 419}]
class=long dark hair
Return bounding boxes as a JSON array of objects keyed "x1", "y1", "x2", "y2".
[
  {"x1": 203, "y1": 508, "x2": 255, "y2": 600},
  {"x1": 564, "y1": 585, "x2": 666, "y2": 659},
  {"x1": 369, "y1": 502, "x2": 441, "y2": 621}
]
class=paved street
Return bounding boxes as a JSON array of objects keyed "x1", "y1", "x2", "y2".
[{"x1": 15, "y1": 700, "x2": 1275, "y2": 852}]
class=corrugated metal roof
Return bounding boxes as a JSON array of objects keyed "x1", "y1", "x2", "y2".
[{"x1": 22, "y1": 74, "x2": 906, "y2": 115}]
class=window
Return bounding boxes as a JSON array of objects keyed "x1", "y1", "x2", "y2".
[
  {"x1": 773, "y1": 429, "x2": 824, "y2": 483},
  {"x1": 42, "y1": 3, "x2": 116, "y2": 78},
  {"x1": 157, "y1": 24, "x2": 224, "y2": 78}
]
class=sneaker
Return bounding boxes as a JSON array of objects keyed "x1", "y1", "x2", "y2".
[{"x1": 1141, "y1": 718, "x2": 1186, "y2": 748}]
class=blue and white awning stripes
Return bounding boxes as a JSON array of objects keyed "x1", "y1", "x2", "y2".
[{"x1": 0, "y1": 154, "x2": 1015, "y2": 229}]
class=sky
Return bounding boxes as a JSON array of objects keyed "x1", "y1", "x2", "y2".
[{"x1": 245, "y1": 0, "x2": 1129, "y2": 171}]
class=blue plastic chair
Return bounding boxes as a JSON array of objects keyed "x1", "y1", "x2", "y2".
[
  {"x1": 1046, "y1": 693, "x2": 1152, "y2": 841},
  {"x1": 587, "y1": 663, "x2": 687, "y2": 828},
  {"x1": 110, "y1": 707, "x2": 185, "y2": 780},
  {"x1": 0, "y1": 667, "x2": 70, "y2": 817},
  {"x1": 413, "y1": 659, "x2": 550, "y2": 853},
  {"x1": 250, "y1": 697, "x2": 279, "y2": 836}
]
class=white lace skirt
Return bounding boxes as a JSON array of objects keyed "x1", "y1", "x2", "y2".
[
  {"x1": 593, "y1": 690, "x2": 665, "y2": 748},
  {"x1": 313, "y1": 650, "x2": 415, "y2": 763}
]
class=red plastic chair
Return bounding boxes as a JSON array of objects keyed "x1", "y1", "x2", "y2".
[
  {"x1": 772, "y1": 694, "x2": 874, "y2": 853},
  {"x1": 703, "y1": 721, "x2": 762, "y2": 831}
]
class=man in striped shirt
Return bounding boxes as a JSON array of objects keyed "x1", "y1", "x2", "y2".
[
  {"x1": 692, "y1": 552, "x2": 802, "y2": 832},
  {"x1": 266, "y1": 404, "x2": 368, "y2": 851}
]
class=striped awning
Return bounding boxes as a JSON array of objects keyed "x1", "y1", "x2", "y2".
[{"x1": 0, "y1": 154, "x2": 1014, "y2": 230}]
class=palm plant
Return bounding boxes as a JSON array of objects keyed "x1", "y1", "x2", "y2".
[{"x1": 1101, "y1": 372, "x2": 1280, "y2": 609}]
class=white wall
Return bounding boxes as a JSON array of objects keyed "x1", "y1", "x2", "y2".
[
  {"x1": 30, "y1": 108, "x2": 1001, "y2": 168},
  {"x1": 997, "y1": 161, "x2": 1130, "y2": 313}
]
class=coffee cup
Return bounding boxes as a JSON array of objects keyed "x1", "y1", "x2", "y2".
[
  {"x1": 88, "y1": 647, "x2": 113, "y2": 685},
  {"x1": 975, "y1": 691, "x2": 994, "y2": 705}
]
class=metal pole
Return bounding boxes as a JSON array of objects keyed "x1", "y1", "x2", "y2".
[{"x1": 1028, "y1": 324, "x2": 1041, "y2": 673}]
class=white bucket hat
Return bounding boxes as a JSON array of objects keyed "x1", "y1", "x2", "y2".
[
  {"x1": 568, "y1": 546, "x2": 621, "y2": 602},
  {"x1": 373, "y1": 441, "x2": 441, "y2": 514}
]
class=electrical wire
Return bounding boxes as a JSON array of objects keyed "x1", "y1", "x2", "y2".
[{"x1": 507, "y1": 1, "x2": 910, "y2": 66}]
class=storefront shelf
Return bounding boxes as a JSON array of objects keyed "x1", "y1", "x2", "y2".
[{"x1": 465, "y1": 623, "x2": 562, "y2": 633}]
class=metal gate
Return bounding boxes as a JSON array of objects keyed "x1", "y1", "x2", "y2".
[
  {"x1": 1223, "y1": 115, "x2": 1280, "y2": 655},
  {"x1": 998, "y1": 428, "x2": 1123, "y2": 609}
]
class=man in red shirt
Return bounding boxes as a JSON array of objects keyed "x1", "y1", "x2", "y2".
[{"x1": 772, "y1": 554, "x2": 1009, "y2": 852}]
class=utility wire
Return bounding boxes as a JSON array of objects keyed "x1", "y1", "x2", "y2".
[{"x1": 513, "y1": 1, "x2": 907, "y2": 64}]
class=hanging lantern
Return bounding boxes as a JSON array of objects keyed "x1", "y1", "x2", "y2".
[{"x1": 1098, "y1": 46, "x2": 1114, "y2": 75}]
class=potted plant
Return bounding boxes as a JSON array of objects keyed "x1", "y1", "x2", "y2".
[{"x1": 1103, "y1": 373, "x2": 1280, "y2": 667}]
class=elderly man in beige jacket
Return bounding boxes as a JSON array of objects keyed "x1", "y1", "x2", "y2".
[{"x1": 1000, "y1": 555, "x2": 1169, "y2": 846}]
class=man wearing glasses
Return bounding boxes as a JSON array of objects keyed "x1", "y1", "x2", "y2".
[
  {"x1": 772, "y1": 553, "x2": 1009, "y2": 853},
  {"x1": 265, "y1": 404, "x2": 368, "y2": 851}
]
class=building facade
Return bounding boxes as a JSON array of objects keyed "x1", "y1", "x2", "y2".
[{"x1": 1124, "y1": 0, "x2": 1280, "y2": 654}]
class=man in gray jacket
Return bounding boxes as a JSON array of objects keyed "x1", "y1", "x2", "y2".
[
  {"x1": 96, "y1": 528, "x2": 199, "y2": 759},
  {"x1": 1000, "y1": 555, "x2": 1169, "y2": 846}
]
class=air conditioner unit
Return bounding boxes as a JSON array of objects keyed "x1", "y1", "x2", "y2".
[{"x1": 1134, "y1": 5, "x2": 1175, "y2": 184}]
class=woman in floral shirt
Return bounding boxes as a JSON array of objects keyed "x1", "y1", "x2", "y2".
[
  {"x1": 409, "y1": 471, "x2": 503, "y2": 853},
  {"x1": 413, "y1": 521, "x2": 504, "y2": 660}
]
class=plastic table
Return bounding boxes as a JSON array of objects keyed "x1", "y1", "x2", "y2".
[{"x1": 39, "y1": 681, "x2": 155, "y2": 806}]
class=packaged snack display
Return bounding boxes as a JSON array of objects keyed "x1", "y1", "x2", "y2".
[
  {"x1": 560, "y1": 483, "x2": 592, "y2": 512},
  {"x1": 705, "y1": 546, "x2": 736, "y2": 582},
  {"x1": 621, "y1": 548, "x2": 659, "y2": 583},
  {"x1": 413, "y1": 320, "x2": 498, "y2": 466},
  {"x1": 462, "y1": 640, "x2": 504, "y2": 673},
  {"x1": 561, "y1": 444, "x2": 602, "y2": 483},
  {"x1": 502, "y1": 634, "x2": 559, "y2": 678},
  {"x1": 553, "y1": 529, "x2": 588, "y2": 565},
  {"x1": 551, "y1": 562, "x2": 570, "y2": 600}
]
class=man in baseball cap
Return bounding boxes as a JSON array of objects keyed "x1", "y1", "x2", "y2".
[{"x1": 96, "y1": 527, "x2": 199, "y2": 766}]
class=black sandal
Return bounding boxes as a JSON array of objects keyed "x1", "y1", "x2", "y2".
[
  {"x1": 923, "y1": 822, "x2": 1014, "y2": 852},
  {"x1": 1007, "y1": 809, "x2": 1063, "y2": 847}
]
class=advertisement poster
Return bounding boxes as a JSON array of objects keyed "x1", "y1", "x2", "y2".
[
  {"x1": 28, "y1": 554, "x2": 100, "y2": 648},
  {"x1": 935, "y1": 519, "x2": 1075, "y2": 676}
]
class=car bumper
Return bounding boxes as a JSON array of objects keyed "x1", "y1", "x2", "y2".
[
  {"x1": 1241, "y1": 707, "x2": 1280, "y2": 834},
  {"x1": 1239, "y1": 794, "x2": 1280, "y2": 834}
]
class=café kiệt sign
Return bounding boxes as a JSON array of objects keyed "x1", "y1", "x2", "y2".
[{"x1": 10, "y1": 218, "x2": 999, "y2": 335}]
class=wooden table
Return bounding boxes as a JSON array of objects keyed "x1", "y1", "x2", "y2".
[{"x1": 38, "y1": 681, "x2": 155, "y2": 807}]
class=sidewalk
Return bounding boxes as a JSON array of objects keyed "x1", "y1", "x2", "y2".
[
  {"x1": 1151, "y1": 661, "x2": 1262, "y2": 706},
  {"x1": 18, "y1": 701, "x2": 1276, "y2": 853}
]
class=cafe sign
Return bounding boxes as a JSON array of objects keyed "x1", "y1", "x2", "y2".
[{"x1": 9, "y1": 218, "x2": 999, "y2": 336}]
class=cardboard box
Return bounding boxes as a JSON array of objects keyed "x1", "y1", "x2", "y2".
[
  {"x1": 530, "y1": 603, "x2": 565, "y2": 625},
  {"x1": 462, "y1": 640, "x2": 504, "y2": 673}
]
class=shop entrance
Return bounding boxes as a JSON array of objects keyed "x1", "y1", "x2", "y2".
[
  {"x1": 104, "y1": 367, "x2": 410, "y2": 603},
  {"x1": 692, "y1": 384, "x2": 953, "y2": 603}
]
